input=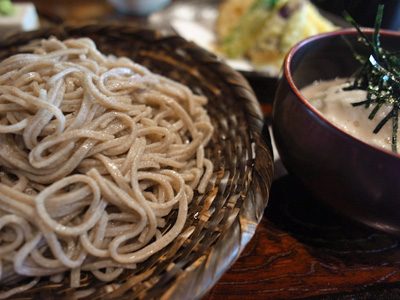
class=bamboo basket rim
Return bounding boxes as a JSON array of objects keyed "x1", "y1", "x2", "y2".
[{"x1": 0, "y1": 23, "x2": 274, "y2": 300}]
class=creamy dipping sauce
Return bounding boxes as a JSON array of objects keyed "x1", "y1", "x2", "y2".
[{"x1": 301, "y1": 78, "x2": 397, "y2": 151}]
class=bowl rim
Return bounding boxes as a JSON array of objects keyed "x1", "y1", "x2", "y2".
[{"x1": 284, "y1": 27, "x2": 400, "y2": 159}]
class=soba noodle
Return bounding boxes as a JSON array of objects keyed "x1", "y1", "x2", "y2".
[{"x1": 0, "y1": 37, "x2": 214, "y2": 298}]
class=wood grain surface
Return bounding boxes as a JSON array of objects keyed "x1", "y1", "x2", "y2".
[{"x1": 206, "y1": 175, "x2": 400, "y2": 299}]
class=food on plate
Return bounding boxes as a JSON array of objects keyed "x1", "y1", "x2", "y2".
[
  {"x1": 0, "y1": 1, "x2": 39, "y2": 35},
  {"x1": 0, "y1": 37, "x2": 213, "y2": 298},
  {"x1": 217, "y1": 0, "x2": 336, "y2": 72},
  {"x1": 302, "y1": 6, "x2": 400, "y2": 153},
  {"x1": 216, "y1": 0, "x2": 254, "y2": 39}
]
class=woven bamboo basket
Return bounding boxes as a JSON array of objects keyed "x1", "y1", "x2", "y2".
[{"x1": 0, "y1": 24, "x2": 273, "y2": 299}]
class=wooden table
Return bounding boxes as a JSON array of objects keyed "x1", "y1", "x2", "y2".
[{"x1": 14, "y1": 1, "x2": 400, "y2": 299}]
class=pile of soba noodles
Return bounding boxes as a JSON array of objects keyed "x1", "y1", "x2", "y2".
[{"x1": 0, "y1": 37, "x2": 213, "y2": 298}]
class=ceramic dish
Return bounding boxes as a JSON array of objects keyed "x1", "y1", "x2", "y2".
[{"x1": 273, "y1": 28, "x2": 400, "y2": 235}]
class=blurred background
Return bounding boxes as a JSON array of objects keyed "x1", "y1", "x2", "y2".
[
  {"x1": 9, "y1": 0, "x2": 400, "y2": 29},
  {"x1": 5, "y1": 0, "x2": 399, "y2": 105},
  {"x1": 312, "y1": 0, "x2": 400, "y2": 29}
]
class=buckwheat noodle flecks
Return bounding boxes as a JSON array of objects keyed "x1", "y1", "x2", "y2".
[{"x1": 0, "y1": 37, "x2": 214, "y2": 298}]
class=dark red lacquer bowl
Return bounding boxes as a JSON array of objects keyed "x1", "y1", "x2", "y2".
[{"x1": 273, "y1": 28, "x2": 400, "y2": 235}]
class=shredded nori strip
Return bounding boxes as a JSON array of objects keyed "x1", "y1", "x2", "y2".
[{"x1": 344, "y1": 5, "x2": 400, "y2": 152}]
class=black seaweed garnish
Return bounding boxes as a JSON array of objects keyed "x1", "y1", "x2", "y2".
[{"x1": 344, "y1": 5, "x2": 400, "y2": 152}]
